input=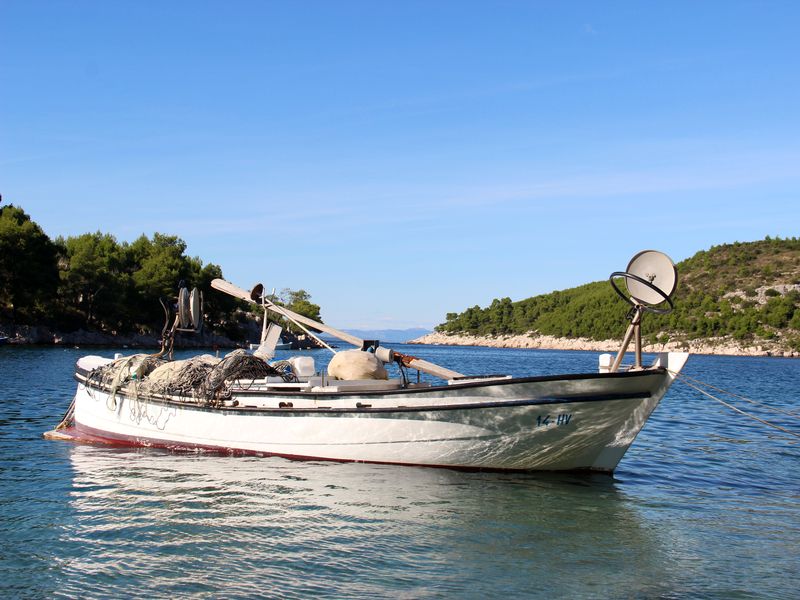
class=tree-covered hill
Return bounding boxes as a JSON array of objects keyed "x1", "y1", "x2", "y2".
[
  {"x1": 0, "y1": 203, "x2": 322, "y2": 343},
  {"x1": 435, "y1": 238, "x2": 800, "y2": 352}
]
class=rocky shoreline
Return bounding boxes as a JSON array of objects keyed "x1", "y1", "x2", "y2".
[
  {"x1": 4, "y1": 324, "x2": 797, "y2": 358},
  {"x1": 409, "y1": 332, "x2": 799, "y2": 358},
  {"x1": 0, "y1": 323, "x2": 328, "y2": 350},
  {"x1": 0, "y1": 324, "x2": 240, "y2": 348}
]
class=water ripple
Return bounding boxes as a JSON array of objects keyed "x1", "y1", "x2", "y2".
[{"x1": 1, "y1": 347, "x2": 799, "y2": 598}]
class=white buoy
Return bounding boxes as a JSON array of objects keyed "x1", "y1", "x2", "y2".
[{"x1": 328, "y1": 350, "x2": 388, "y2": 380}]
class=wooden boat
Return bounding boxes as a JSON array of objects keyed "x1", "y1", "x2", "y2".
[{"x1": 46, "y1": 251, "x2": 688, "y2": 473}]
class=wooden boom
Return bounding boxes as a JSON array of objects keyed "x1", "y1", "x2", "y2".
[
  {"x1": 211, "y1": 279, "x2": 363, "y2": 347},
  {"x1": 210, "y1": 278, "x2": 465, "y2": 380}
]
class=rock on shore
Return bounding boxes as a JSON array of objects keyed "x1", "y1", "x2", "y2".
[
  {"x1": 409, "y1": 332, "x2": 799, "y2": 358},
  {"x1": 0, "y1": 324, "x2": 239, "y2": 348}
]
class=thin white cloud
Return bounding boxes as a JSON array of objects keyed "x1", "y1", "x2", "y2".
[
  {"x1": 428, "y1": 150, "x2": 800, "y2": 209},
  {"x1": 152, "y1": 147, "x2": 800, "y2": 240}
]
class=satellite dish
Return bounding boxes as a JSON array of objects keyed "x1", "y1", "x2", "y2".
[
  {"x1": 625, "y1": 250, "x2": 677, "y2": 305},
  {"x1": 190, "y1": 288, "x2": 202, "y2": 330},
  {"x1": 178, "y1": 287, "x2": 192, "y2": 328},
  {"x1": 610, "y1": 250, "x2": 677, "y2": 314}
]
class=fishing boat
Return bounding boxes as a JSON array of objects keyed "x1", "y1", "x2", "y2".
[
  {"x1": 249, "y1": 340, "x2": 292, "y2": 351},
  {"x1": 46, "y1": 251, "x2": 688, "y2": 473}
]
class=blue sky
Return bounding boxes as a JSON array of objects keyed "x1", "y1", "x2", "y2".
[{"x1": 2, "y1": 1, "x2": 799, "y2": 329}]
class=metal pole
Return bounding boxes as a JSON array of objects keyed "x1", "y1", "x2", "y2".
[
  {"x1": 634, "y1": 316, "x2": 643, "y2": 369},
  {"x1": 610, "y1": 305, "x2": 644, "y2": 373}
]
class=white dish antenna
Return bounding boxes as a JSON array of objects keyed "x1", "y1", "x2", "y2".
[{"x1": 610, "y1": 250, "x2": 677, "y2": 313}]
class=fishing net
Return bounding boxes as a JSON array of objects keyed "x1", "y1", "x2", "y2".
[
  {"x1": 269, "y1": 360, "x2": 299, "y2": 382},
  {"x1": 86, "y1": 354, "x2": 166, "y2": 394},
  {"x1": 142, "y1": 354, "x2": 220, "y2": 399},
  {"x1": 87, "y1": 349, "x2": 294, "y2": 406},
  {"x1": 200, "y1": 349, "x2": 287, "y2": 401}
]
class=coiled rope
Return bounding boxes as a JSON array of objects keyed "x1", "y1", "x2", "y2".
[{"x1": 668, "y1": 369, "x2": 800, "y2": 440}]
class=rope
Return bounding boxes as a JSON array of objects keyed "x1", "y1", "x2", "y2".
[
  {"x1": 675, "y1": 371, "x2": 800, "y2": 420},
  {"x1": 55, "y1": 398, "x2": 76, "y2": 430},
  {"x1": 283, "y1": 315, "x2": 337, "y2": 353},
  {"x1": 265, "y1": 302, "x2": 337, "y2": 354},
  {"x1": 669, "y1": 370, "x2": 800, "y2": 440},
  {"x1": 270, "y1": 360, "x2": 299, "y2": 382}
]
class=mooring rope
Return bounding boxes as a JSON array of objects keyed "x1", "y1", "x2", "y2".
[
  {"x1": 55, "y1": 398, "x2": 76, "y2": 430},
  {"x1": 675, "y1": 371, "x2": 800, "y2": 421},
  {"x1": 669, "y1": 370, "x2": 800, "y2": 440}
]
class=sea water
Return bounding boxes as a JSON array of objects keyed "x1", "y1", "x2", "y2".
[{"x1": 1, "y1": 345, "x2": 798, "y2": 598}]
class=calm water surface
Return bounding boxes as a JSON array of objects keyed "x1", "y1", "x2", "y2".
[{"x1": 1, "y1": 345, "x2": 798, "y2": 598}]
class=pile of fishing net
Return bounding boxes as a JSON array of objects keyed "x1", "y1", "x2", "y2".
[
  {"x1": 86, "y1": 354, "x2": 166, "y2": 393},
  {"x1": 89, "y1": 350, "x2": 294, "y2": 405}
]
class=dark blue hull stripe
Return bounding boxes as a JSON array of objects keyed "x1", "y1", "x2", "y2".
[{"x1": 79, "y1": 383, "x2": 652, "y2": 415}]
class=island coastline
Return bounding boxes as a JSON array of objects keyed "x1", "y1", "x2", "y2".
[{"x1": 408, "y1": 332, "x2": 799, "y2": 358}]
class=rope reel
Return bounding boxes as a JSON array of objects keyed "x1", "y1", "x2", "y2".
[{"x1": 158, "y1": 284, "x2": 204, "y2": 359}]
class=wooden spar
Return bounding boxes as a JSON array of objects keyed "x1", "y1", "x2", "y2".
[
  {"x1": 247, "y1": 282, "x2": 336, "y2": 353},
  {"x1": 210, "y1": 278, "x2": 465, "y2": 380},
  {"x1": 212, "y1": 279, "x2": 365, "y2": 347},
  {"x1": 393, "y1": 353, "x2": 465, "y2": 381}
]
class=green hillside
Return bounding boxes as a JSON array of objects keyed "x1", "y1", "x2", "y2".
[
  {"x1": 435, "y1": 237, "x2": 800, "y2": 351},
  {"x1": 0, "y1": 203, "x2": 322, "y2": 343}
]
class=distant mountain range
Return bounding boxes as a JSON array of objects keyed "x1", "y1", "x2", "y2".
[{"x1": 341, "y1": 328, "x2": 432, "y2": 343}]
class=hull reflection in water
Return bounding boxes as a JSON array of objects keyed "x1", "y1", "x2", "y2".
[{"x1": 59, "y1": 446, "x2": 677, "y2": 598}]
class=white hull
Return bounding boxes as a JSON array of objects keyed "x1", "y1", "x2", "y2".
[{"x1": 64, "y1": 352, "x2": 688, "y2": 472}]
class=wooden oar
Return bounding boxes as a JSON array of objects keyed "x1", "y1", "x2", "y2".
[{"x1": 211, "y1": 278, "x2": 465, "y2": 380}]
